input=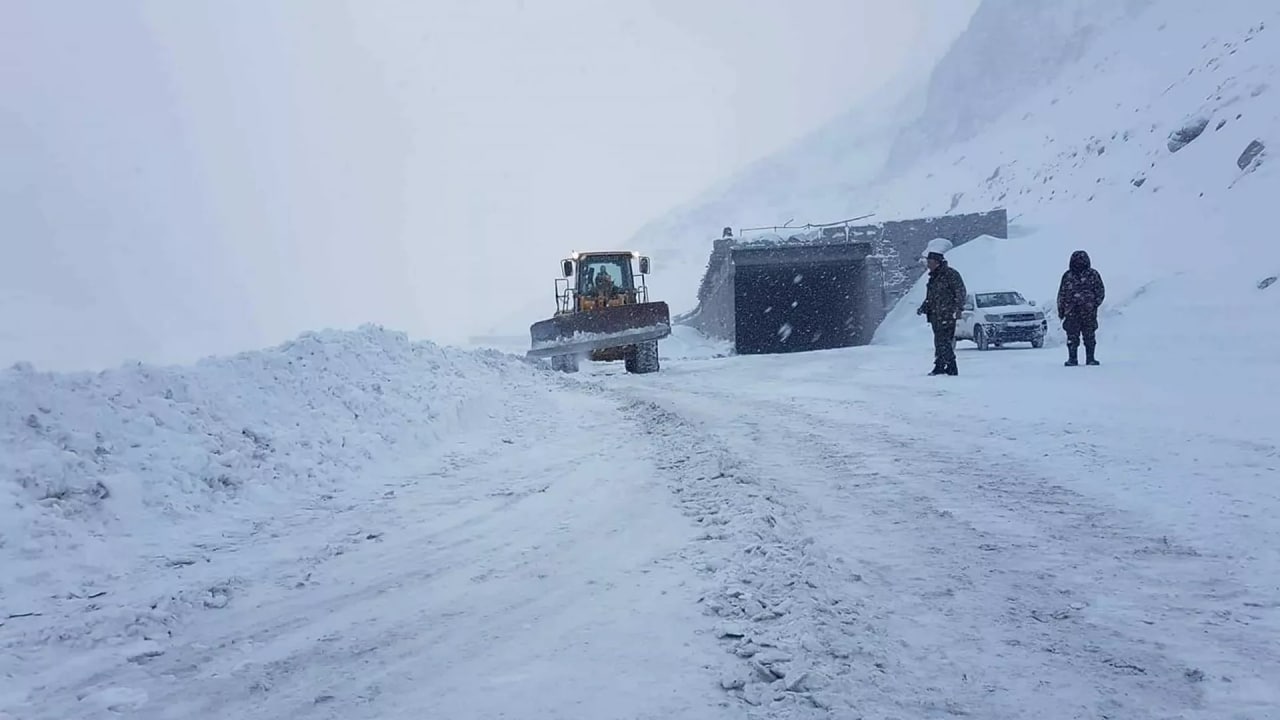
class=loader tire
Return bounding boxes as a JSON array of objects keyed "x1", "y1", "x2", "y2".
[
  {"x1": 551, "y1": 354, "x2": 579, "y2": 373},
  {"x1": 626, "y1": 341, "x2": 660, "y2": 374}
]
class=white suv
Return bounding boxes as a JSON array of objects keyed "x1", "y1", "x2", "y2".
[{"x1": 955, "y1": 290, "x2": 1047, "y2": 350}]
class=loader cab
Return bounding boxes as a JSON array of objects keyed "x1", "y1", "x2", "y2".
[
  {"x1": 577, "y1": 254, "x2": 636, "y2": 295},
  {"x1": 560, "y1": 252, "x2": 652, "y2": 313}
]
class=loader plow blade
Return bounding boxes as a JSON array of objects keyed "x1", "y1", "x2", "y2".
[{"x1": 527, "y1": 301, "x2": 671, "y2": 358}]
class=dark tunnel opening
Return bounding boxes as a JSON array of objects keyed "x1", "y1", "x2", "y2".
[{"x1": 733, "y1": 260, "x2": 867, "y2": 354}]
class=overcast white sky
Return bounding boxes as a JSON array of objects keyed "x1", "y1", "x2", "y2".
[{"x1": 0, "y1": 0, "x2": 978, "y2": 370}]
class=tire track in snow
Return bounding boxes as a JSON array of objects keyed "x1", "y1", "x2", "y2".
[
  {"x1": 619, "y1": 380, "x2": 1277, "y2": 719},
  {"x1": 780, "y1": 392, "x2": 1280, "y2": 718},
  {"x1": 618, "y1": 397, "x2": 877, "y2": 717},
  {"x1": 721, "y1": 396, "x2": 1203, "y2": 719}
]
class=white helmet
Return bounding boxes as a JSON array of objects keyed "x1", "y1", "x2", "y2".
[{"x1": 921, "y1": 237, "x2": 953, "y2": 258}]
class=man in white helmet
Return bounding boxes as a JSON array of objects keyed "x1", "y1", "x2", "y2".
[{"x1": 915, "y1": 237, "x2": 967, "y2": 375}]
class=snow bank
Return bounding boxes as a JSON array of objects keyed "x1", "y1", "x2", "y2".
[{"x1": 0, "y1": 325, "x2": 536, "y2": 585}]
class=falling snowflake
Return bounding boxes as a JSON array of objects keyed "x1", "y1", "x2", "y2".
[
  {"x1": 793, "y1": 274, "x2": 804, "y2": 284},
  {"x1": 778, "y1": 323, "x2": 793, "y2": 341}
]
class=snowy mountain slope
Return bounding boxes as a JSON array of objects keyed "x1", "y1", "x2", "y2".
[
  {"x1": 632, "y1": 0, "x2": 1280, "y2": 354},
  {"x1": 884, "y1": 0, "x2": 1155, "y2": 170},
  {"x1": 626, "y1": 0, "x2": 1129, "y2": 311},
  {"x1": 871, "y1": 1, "x2": 1280, "y2": 355},
  {"x1": 626, "y1": 84, "x2": 929, "y2": 316}
]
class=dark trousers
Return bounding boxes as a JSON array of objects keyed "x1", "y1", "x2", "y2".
[
  {"x1": 1063, "y1": 308, "x2": 1098, "y2": 359},
  {"x1": 931, "y1": 320, "x2": 957, "y2": 373}
]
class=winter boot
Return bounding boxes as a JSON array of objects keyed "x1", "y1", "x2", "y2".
[
  {"x1": 1065, "y1": 345, "x2": 1079, "y2": 367},
  {"x1": 1085, "y1": 345, "x2": 1099, "y2": 366}
]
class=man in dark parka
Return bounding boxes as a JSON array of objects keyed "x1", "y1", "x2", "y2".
[
  {"x1": 916, "y1": 243, "x2": 967, "y2": 376},
  {"x1": 1056, "y1": 250, "x2": 1105, "y2": 366}
]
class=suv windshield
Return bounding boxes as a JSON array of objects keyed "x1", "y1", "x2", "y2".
[
  {"x1": 577, "y1": 255, "x2": 635, "y2": 296},
  {"x1": 976, "y1": 292, "x2": 1026, "y2": 308}
]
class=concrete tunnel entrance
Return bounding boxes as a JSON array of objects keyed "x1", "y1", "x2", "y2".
[
  {"x1": 679, "y1": 209, "x2": 1009, "y2": 354},
  {"x1": 730, "y1": 243, "x2": 872, "y2": 355}
]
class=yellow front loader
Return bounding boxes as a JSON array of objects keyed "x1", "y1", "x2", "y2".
[{"x1": 526, "y1": 251, "x2": 671, "y2": 373}]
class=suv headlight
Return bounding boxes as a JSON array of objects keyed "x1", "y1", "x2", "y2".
[
  {"x1": 984, "y1": 314, "x2": 1002, "y2": 322},
  {"x1": 1034, "y1": 311, "x2": 1045, "y2": 320}
]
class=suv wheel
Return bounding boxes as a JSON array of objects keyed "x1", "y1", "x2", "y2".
[{"x1": 974, "y1": 325, "x2": 989, "y2": 351}]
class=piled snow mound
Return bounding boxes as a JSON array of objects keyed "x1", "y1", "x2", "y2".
[
  {"x1": 0, "y1": 325, "x2": 536, "y2": 572},
  {"x1": 464, "y1": 333, "x2": 531, "y2": 355},
  {"x1": 661, "y1": 325, "x2": 732, "y2": 360}
]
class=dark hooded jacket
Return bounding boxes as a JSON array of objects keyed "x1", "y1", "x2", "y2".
[
  {"x1": 918, "y1": 260, "x2": 967, "y2": 324},
  {"x1": 1056, "y1": 250, "x2": 1105, "y2": 318}
]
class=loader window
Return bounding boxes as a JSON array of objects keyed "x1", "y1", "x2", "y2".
[{"x1": 578, "y1": 257, "x2": 634, "y2": 296}]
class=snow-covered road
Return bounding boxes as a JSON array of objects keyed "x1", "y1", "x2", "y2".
[
  {"x1": 5, "y1": 340, "x2": 1278, "y2": 720},
  {"x1": 603, "y1": 343, "x2": 1280, "y2": 718}
]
